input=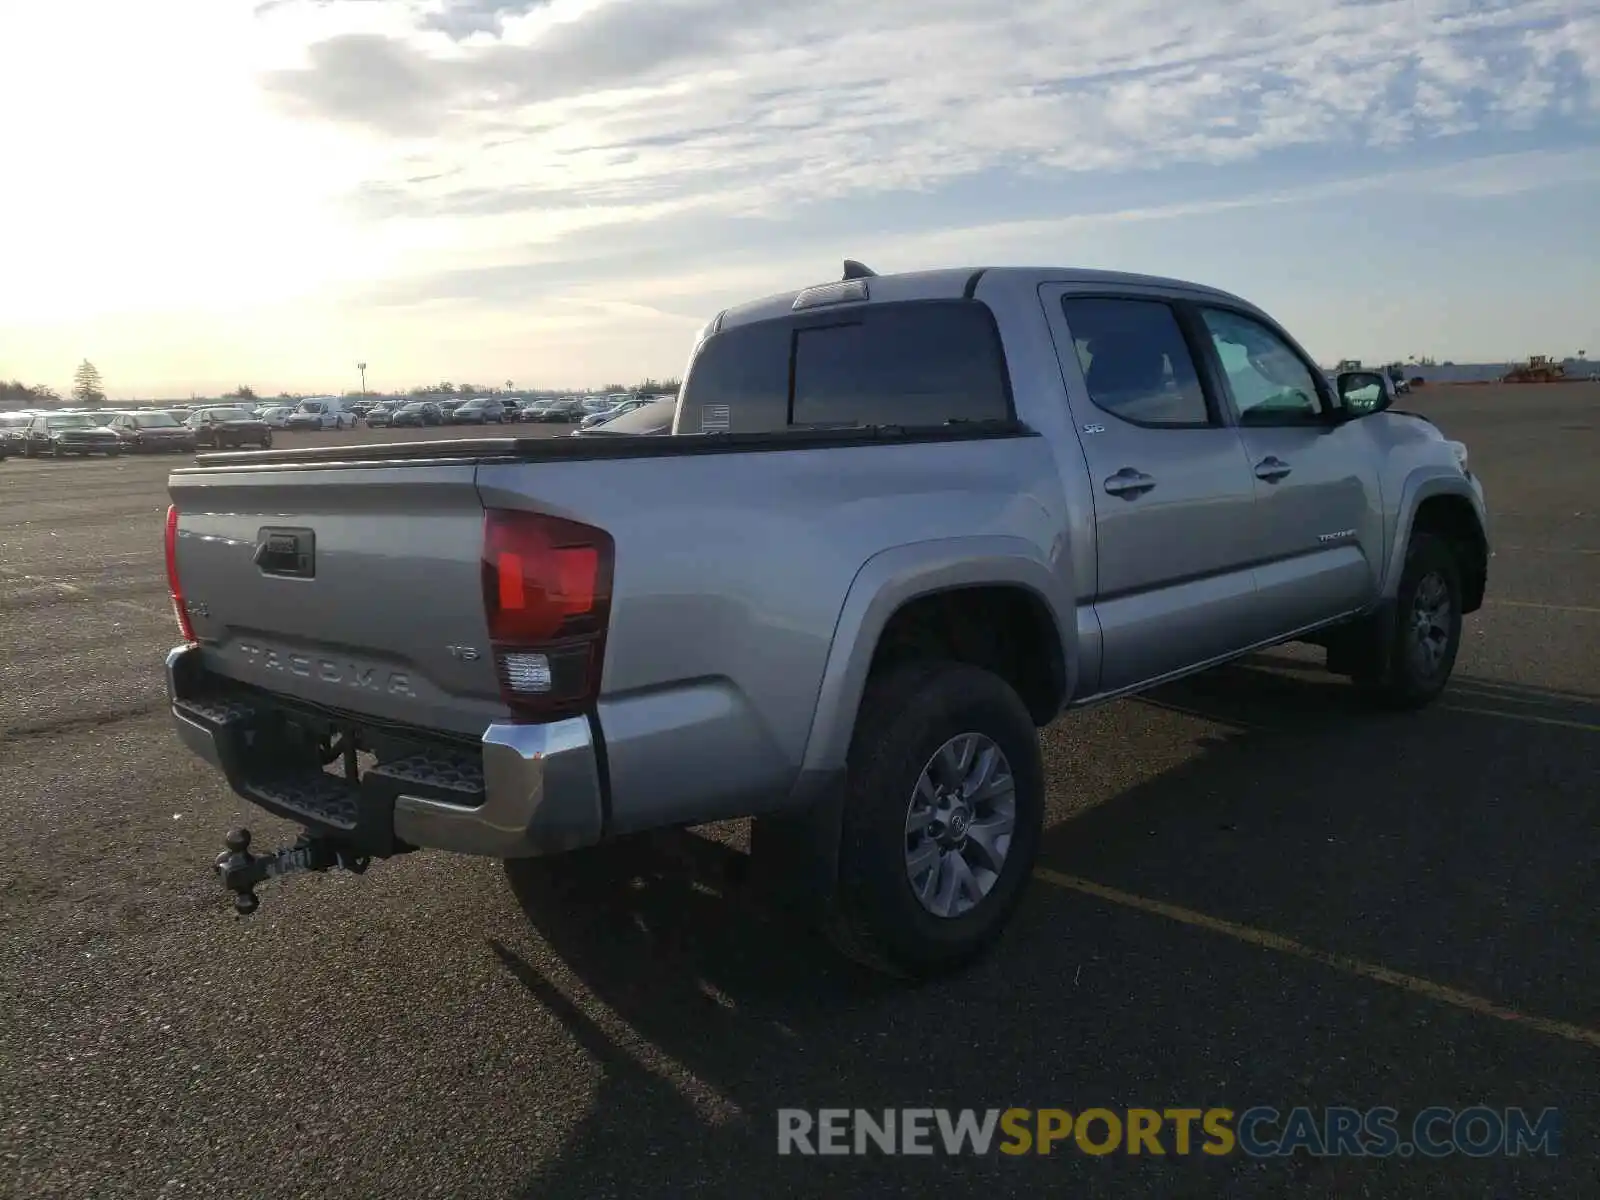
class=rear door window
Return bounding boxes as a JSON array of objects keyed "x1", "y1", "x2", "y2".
[{"x1": 1059, "y1": 297, "x2": 1212, "y2": 427}]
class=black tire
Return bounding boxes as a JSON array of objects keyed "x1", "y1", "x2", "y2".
[
  {"x1": 106, "y1": 447, "x2": 120, "y2": 457},
  {"x1": 52, "y1": 443, "x2": 63, "y2": 459},
  {"x1": 261, "y1": 433, "x2": 273, "y2": 448},
  {"x1": 1354, "y1": 532, "x2": 1463, "y2": 710},
  {"x1": 823, "y1": 661, "x2": 1044, "y2": 979}
]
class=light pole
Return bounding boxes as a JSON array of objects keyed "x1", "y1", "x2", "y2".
[{"x1": 357, "y1": 362, "x2": 368, "y2": 397}]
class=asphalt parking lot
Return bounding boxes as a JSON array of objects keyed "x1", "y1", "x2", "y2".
[{"x1": 1, "y1": 386, "x2": 1596, "y2": 1198}]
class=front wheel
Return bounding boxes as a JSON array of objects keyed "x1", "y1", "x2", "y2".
[
  {"x1": 1354, "y1": 532, "x2": 1463, "y2": 709},
  {"x1": 822, "y1": 661, "x2": 1044, "y2": 979},
  {"x1": 261, "y1": 432, "x2": 273, "y2": 448}
]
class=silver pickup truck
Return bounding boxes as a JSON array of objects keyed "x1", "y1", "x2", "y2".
[{"x1": 164, "y1": 263, "x2": 1488, "y2": 978}]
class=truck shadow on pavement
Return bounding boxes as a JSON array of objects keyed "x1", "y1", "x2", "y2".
[{"x1": 493, "y1": 654, "x2": 1598, "y2": 1198}]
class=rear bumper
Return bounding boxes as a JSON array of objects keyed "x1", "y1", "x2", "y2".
[{"x1": 165, "y1": 644, "x2": 605, "y2": 859}]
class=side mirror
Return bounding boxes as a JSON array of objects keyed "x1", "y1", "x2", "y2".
[{"x1": 1335, "y1": 370, "x2": 1392, "y2": 417}]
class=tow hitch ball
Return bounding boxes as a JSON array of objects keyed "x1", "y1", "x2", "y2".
[{"x1": 213, "y1": 828, "x2": 371, "y2": 914}]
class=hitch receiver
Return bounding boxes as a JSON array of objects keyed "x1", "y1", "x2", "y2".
[{"x1": 213, "y1": 827, "x2": 371, "y2": 914}]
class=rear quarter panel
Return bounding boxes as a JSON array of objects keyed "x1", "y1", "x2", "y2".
[{"x1": 475, "y1": 434, "x2": 1071, "y2": 829}]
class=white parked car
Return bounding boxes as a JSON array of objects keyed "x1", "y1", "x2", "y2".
[
  {"x1": 579, "y1": 397, "x2": 657, "y2": 429},
  {"x1": 286, "y1": 397, "x2": 357, "y2": 430},
  {"x1": 259, "y1": 406, "x2": 295, "y2": 428}
]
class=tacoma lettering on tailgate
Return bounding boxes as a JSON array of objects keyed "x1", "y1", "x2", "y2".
[{"x1": 236, "y1": 642, "x2": 416, "y2": 697}]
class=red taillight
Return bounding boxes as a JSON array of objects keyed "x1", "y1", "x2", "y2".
[
  {"x1": 165, "y1": 504, "x2": 197, "y2": 643},
  {"x1": 482, "y1": 509, "x2": 613, "y2": 720}
]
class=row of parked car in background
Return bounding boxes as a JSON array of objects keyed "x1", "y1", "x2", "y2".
[
  {"x1": 355, "y1": 393, "x2": 665, "y2": 429},
  {"x1": 0, "y1": 405, "x2": 270, "y2": 459},
  {"x1": 0, "y1": 392, "x2": 678, "y2": 462},
  {"x1": 235, "y1": 391, "x2": 670, "y2": 432}
]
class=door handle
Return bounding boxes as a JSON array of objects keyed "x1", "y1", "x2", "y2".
[
  {"x1": 1103, "y1": 467, "x2": 1156, "y2": 499},
  {"x1": 1254, "y1": 457, "x2": 1292, "y2": 483}
]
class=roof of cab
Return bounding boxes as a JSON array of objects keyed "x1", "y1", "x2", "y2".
[{"x1": 714, "y1": 263, "x2": 1252, "y2": 331}]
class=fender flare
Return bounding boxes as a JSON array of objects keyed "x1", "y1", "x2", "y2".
[
  {"x1": 799, "y1": 536, "x2": 1076, "y2": 775},
  {"x1": 1380, "y1": 468, "x2": 1488, "y2": 600}
]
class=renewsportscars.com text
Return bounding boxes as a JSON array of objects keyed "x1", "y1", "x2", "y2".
[{"x1": 776, "y1": 1107, "x2": 1561, "y2": 1158}]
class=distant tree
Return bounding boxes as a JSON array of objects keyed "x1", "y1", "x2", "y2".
[
  {"x1": 72, "y1": 360, "x2": 106, "y2": 407},
  {"x1": 0, "y1": 380, "x2": 60, "y2": 405},
  {"x1": 225, "y1": 385, "x2": 258, "y2": 402}
]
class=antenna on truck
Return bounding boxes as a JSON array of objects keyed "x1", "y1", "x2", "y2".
[{"x1": 842, "y1": 259, "x2": 877, "y2": 280}]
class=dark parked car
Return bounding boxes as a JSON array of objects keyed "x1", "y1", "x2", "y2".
[
  {"x1": 535, "y1": 397, "x2": 586, "y2": 423},
  {"x1": 449, "y1": 398, "x2": 509, "y2": 424},
  {"x1": 186, "y1": 407, "x2": 273, "y2": 450},
  {"x1": 22, "y1": 412, "x2": 121, "y2": 457},
  {"x1": 390, "y1": 402, "x2": 443, "y2": 427},
  {"x1": 364, "y1": 403, "x2": 397, "y2": 427},
  {"x1": 0, "y1": 412, "x2": 33, "y2": 454},
  {"x1": 105, "y1": 410, "x2": 198, "y2": 453}
]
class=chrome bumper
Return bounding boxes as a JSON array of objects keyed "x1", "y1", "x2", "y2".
[{"x1": 165, "y1": 644, "x2": 605, "y2": 858}]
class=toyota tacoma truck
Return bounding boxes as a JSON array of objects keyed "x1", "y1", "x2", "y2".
[{"x1": 164, "y1": 263, "x2": 1488, "y2": 978}]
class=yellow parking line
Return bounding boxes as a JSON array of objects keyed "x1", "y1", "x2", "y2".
[
  {"x1": 1486, "y1": 598, "x2": 1600, "y2": 615},
  {"x1": 1034, "y1": 869, "x2": 1600, "y2": 1051},
  {"x1": 1438, "y1": 704, "x2": 1600, "y2": 733}
]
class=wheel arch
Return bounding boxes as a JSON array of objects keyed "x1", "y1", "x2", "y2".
[
  {"x1": 799, "y1": 538, "x2": 1077, "y2": 776},
  {"x1": 1384, "y1": 471, "x2": 1489, "y2": 614}
]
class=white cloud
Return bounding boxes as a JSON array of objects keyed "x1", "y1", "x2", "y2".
[
  {"x1": 251, "y1": 0, "x2": 1600, "y2": 284},
  {"x1": 3, "y1": 0, "x2": 1597, "y2": 391}
]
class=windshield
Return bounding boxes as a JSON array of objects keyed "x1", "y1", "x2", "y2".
[
  {"x1": 207, "y1": 408, "x2": 253, "y2": 421},
  {"x1": 133, "y1": 413, "x2": 180, "y2": 428},
  {"x1": 299, "y1": 401, "x2": 326, "y2": 413},
  {"x1": 399, "y1": 403, "x2": 428, "y2": 413},
  {"x1": 1, "y1": 414, "x2": 32, "y2": 427},
  {"x1": 48, "y1": 414, "x2": 96, "y2": 428}
]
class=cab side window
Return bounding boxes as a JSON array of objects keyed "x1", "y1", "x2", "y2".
[
  {"x1": 1060, "y1": 297, "x2": 1211, "y2": 427},
  {"x1": 1198, "y1": 308, "x2": 1325, "y2": 426}
]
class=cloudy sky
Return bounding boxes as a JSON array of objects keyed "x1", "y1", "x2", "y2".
[{"x1": 2, "y1": 0, "x2": 1597, "y2": 397}]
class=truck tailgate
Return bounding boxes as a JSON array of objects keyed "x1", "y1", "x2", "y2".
[{"x1": 167, "y1": 464, "x2": 505, "y2": 737}]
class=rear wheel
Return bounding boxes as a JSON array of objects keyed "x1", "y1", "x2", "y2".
[
  {"x1": 822, "y1": 661, "x2": 1044, "y2": 979},
  {"x1": 1353, "y1": 532, "x2": 1463, "y2": 709},
  {"x1": 262, "y1": 432, "x2": 273, "y2": 448}
]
